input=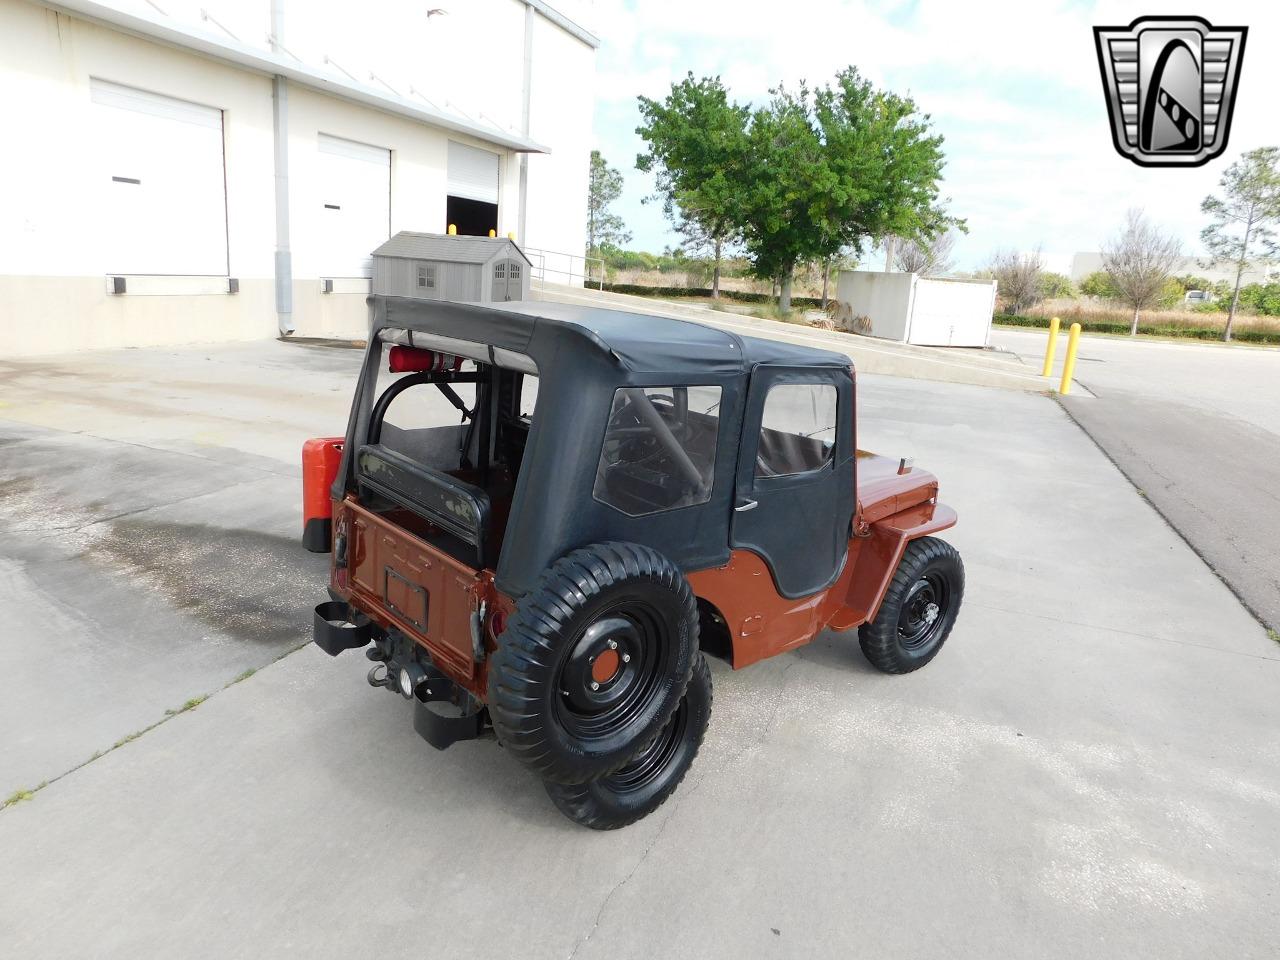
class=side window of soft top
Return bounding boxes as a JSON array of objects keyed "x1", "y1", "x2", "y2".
[{"x1": 755, "y1": 383, "x2": 837, "y2": 478}]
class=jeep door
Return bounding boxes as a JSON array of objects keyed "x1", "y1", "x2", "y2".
[{"x1": 729, "y1": 365, "x2": 855, "y2": 598}]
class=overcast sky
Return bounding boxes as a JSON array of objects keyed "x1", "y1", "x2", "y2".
[{"x1": 586, "y1": 0, "x2": 1277, "y2": 273}]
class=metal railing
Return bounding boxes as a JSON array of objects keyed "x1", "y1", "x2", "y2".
[{"x1": 524, "y1": 246, "x2": 605, "y2": 290}]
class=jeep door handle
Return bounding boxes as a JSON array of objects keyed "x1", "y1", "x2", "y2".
[{"x1": 734, "y1": 498, "x2": 758, "y2": 512}]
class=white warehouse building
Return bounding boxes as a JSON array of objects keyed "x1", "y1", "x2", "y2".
[{"x1": 0, "y1": 0, "x2": 598, "y2": 356}]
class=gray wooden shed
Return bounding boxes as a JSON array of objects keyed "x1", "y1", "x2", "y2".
[{"x1": 371, "y1": 231, "x2": 532, "y2": 303}]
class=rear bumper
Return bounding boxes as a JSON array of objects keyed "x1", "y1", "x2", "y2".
[{"x1": 312, "y1": 596, "x2": 488, "y2": 750}]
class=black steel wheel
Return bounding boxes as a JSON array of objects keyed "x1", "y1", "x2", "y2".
[
  {"x1": 544, "y1": 654, "x2": 712, "y2": 830},
  {"x1": 488, "y1": 542, "x2": 698, "y2": 784},
  {"x1": 858, "y1": 537, "x2": 964, "y2": 674}
]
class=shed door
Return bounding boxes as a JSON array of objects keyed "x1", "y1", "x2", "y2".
[
  {"x1": 730, "y1": 366, "x2": 854, "y2": 599},
  {"x1": 90, "y1": 79, "x2": 228, "y2": 275},
  {"x1": 490, "y1": 259, "x2": 522, "y2": 301},
  {"x1": 317, "y1": 134, "x2": 391, "y2": 278}
]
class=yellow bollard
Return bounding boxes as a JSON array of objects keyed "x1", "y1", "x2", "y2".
[
  {"x1": 488, "y1": 228, "x2": 496, "y2": 237},
  {"x1": 507, "y1": 231, "x2": 515, "y2": 240},
  {"x1": 1041, "y1": 316, "x2": 1060, "y2": 376},
  {"x1": 1059, "y1": 323, "x2": 1082, "y2": 395},
  {"x1": 447, "y1": 223, "x2": 457, "y2": 235}
]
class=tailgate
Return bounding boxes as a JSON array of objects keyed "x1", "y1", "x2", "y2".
[{"x1": 344, "y1": 499, "x2": 482, "y2": 680}]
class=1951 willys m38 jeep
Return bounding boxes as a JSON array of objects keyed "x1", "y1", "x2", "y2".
[{"x1": 304, "y1": 295, "x2": 964, "y2": 829}]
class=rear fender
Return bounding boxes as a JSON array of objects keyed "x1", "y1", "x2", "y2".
[
  {"x1": 845, "y1": 501, "x2": 957, "y2": 625},
  {"x1": 302, "y1": 437, "x2": 345, "y2": 552}
]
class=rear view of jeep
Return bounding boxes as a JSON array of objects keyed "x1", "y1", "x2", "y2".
[{"x1": 304, "y1": 296, "x2": 963, "y2": 828}]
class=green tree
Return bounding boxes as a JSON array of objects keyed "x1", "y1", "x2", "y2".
[
  {"x1": 1201, "y1": 147, "x2": 1280, "y2": 341},
  {"x1": 636, "y1": 75, "x2": 751, "y2": 298},
  {"x1": 1239, "y1": 282, "x2": 1280, "y2": 316},
  {"x1": 1079, "y1": 270, "x2": 1118, "y2": 298},
  {"x1": 1172, "y1": 273, "x2": 1212, "y2": 293},
  {"x1": 586, "y1": 150, "x2": 631, "y2": 256},
  {"x1": 746, "y1": 71, "x2": 958, "y2": 310},
  {"x1": 1039, "y1": 272, "x2": 1075, "y2": 299}
]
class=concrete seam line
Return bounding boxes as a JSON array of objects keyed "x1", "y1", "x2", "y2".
[
  {"x1": 1053, "y1": 395, "x2": 1274, "y2": 635},
  {"x1": 0, "y1": 641, "x2": 309, "y2": 814},
  {"x1": 968, "y1": 600, "x2": 1280, "y2": 664}
]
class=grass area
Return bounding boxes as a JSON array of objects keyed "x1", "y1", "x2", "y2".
[
  {"x1": 996, "y1": 309, "x2": 1280, "y2": 345},
  {"x1": 1016, "y1": 299, "x2": 1280, "y2": 343},
  {"x1": 1268, "y1": 628, "x2": 1279, "y2": 645}
]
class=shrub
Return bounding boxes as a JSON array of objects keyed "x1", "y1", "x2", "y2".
[
  {"x1": 595, "y1": 281, "x2": 823, "y2": 309},
  {"x1": 993, "y1": 313, "x2": 1280, "y2": 344}
]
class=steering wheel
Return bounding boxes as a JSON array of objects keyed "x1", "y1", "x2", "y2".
[{"x1": 605, "y1": 391, "x2": 691, "y2": 464}]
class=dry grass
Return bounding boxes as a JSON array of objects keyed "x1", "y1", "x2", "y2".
[
  {"x1": 607, "y1": 269, "x2": 824, "y2": 297},
  {"x1": 1026, "y1": 298, "x2": 1280, "y2": 336}
]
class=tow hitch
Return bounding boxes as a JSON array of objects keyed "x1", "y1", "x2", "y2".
[{"x1": 357, "y1": 624, "x2": 488, "y2": 750}]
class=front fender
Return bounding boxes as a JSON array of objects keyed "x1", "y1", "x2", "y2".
[{"x1": 843, "y1": 501, "x2": 957, "y2": 626}]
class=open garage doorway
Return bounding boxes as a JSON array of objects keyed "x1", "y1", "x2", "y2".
[
  {"x1": 447, "y1": 140, "x2": 500, "y2": 236},
  {"x1": 446, "y1": 195, "x2": 498, "y2": 237}
]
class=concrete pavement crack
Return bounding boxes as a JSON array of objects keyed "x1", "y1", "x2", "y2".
[
  {"x1": 565, "y1": 797, "x2": 682, "y2": 960},
  {"x1": 0, "y1": 641, "x2": 309, "y2": 814}
]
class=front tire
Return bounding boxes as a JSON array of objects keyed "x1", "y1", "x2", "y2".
[
  {"x1": 488, "y1": 542, "x2": 698, "y2": 784},
  {"x1": 544, "y1": 654, "x2": 712, "y2": 830},
  {"x1": 859, "y1": 537, "x2": 963, "y2": 673}
]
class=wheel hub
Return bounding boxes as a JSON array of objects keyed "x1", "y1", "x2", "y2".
[
  {"x1": 897, "y1": 575, "x2": 949, "y2": 651},
  {"x1": 591, "y1": 648, "x2": 621, "y2": 684},
  {"x1": 560, "y1": 615, "x2": 642, "y2": 713}
]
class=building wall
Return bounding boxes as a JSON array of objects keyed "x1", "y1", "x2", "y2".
[
  {"x1": 523, "y1": 10, "x2": 596, "y2": 263},
  {"x1": 1070, "y1": 251, "x2": 1277, "y2": 287},
  {"x1": 0, "y1": 2, "x2": 278, "y2": 354},
  {"x1": 0, "y1": 0, "x2": 596, "y2": 357}
]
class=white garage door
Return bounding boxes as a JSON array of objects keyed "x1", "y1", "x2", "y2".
[
  {"x1": 317, "y1": 134, "x2": 391, "y2": 278},
  {"x1": 447, "y1": 141, "x2": 499, "y2": 204},
  {"x1": 90, "y1": 79, "x2": 228, "y2": 276}
]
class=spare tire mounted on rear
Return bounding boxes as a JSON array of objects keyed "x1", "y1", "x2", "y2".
[{"x1": 487, "y1": 541, "x2": 698, "y2": 784}]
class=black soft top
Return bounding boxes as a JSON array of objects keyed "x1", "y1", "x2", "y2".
[
  {"x1": 354, "y1": 296, "x2": 854, "y2": 597},
  {"x1": 373, "y1": 296, "x2": 852, "y2": 374}
]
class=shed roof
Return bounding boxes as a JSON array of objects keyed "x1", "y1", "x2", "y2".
[{"x1": 372, "y1": 232, "x2": 531, "y2": 266}]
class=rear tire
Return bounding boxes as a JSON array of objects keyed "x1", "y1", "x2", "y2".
[
  {"x1": 544, "y1": 654, "x2": 712, "y2": 830},
  {"x1": 488, "y1": 542, "x2": 698, "y2": 784},
  {"x1": 859, "y1": 537, "x2": 963, "y2": 674}
]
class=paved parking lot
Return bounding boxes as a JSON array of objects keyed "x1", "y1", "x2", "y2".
[
  {"x1": 1, "y1": 338, "x2": 1277, "y2": 959},
  {"x1": 994, "y1": 328, "x2": 1280, "y2": 631}
]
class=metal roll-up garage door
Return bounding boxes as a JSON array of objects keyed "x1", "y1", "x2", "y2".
[
  {"x1": 90, "y1": 79, "x2": 228, "y2": 276},
  {"x1": 317, "y1": 134, "x2": 391, "y2": 278},
  {"x1": 447, "y1": 141, "x2": 500, "y2": 204}
]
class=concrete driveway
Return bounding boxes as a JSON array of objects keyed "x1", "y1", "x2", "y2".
[
  {"x1": 993, "y1": 327, "x2": 1280, "y2": 631},
  {"x1": 1, "y1": 338, "x2": 1277, "y2": 959}
]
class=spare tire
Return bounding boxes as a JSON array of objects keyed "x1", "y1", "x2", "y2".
[
  {"x1": 544, "y1": 653, "x2": 713, "y2": 829},
  {"x1": 488, "y1": 541, "x2": 698, "y2": 784}
]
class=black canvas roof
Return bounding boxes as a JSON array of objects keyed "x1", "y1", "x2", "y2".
[{"x1": 373, "y1": 295, "x2": 853, "y2": 375}]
